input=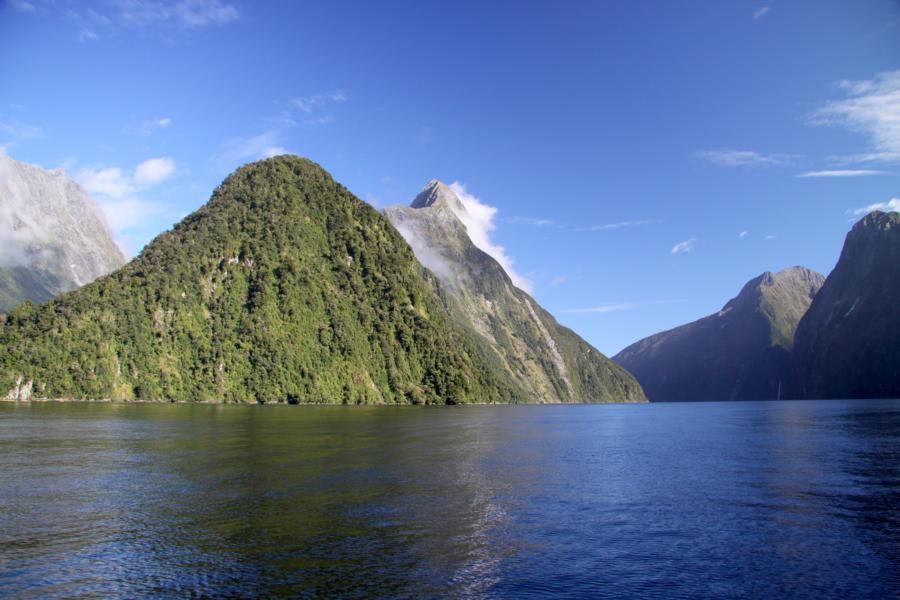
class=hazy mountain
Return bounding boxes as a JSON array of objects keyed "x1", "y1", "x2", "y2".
[
  {"x1": 384, "y1": 180, "x2": 646, "y2": 403},
  {"x1": 792, "y1": 211, "x2": 900, "y2": 399},
  {"x1": 1, "y1": 156, "x2": 521, "y2": 404},
  {"x1": 0, "y1": 153, "x2": 125, "y2": 313},
  {"x1": 613, "y1": 267, "x2": 824, "y2": 401}
]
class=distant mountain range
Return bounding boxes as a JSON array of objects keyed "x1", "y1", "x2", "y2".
[
  {"x1": 614, "y1": 211, "x2": 899, "y2": 401},
  {"x1": 1, "y1": 153, "x2": 895, "y2": 403},
  {"x1": 0, "y1": 153, "x2": 125, "y2": 313},
  {"x1": 385, "y1": 180, "x2": 645, "y2": 403},
  {"x1": 614, "y1": 266, "x2": 824, "y2": 401}
]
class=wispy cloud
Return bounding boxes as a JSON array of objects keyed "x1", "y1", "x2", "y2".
[
  {"x1": 75, "y1": 156, "x2": 178, "y2": 250},
  {"x1": 753, "y1": 6, "x2": 770, "y2": 20},
  {"x1": 511, "y1": 216, "x2": 557, "y2": 227},
  {"x1": 559, "y1": 298, "x2": 686, "y2": 315},
  {"x1": 850, "y1": 197, "x2": 900, "y2": 216},
  {"x1": 697, "y1": 149, "x2": 794, "y2": 167},
  {"x1": 447, "y1": 182, "x2": 534, "y2": 293},
  {"x1": 0, "y1": 118, "x2": 43, "y2": 150},
  {"x1": 738, "y1": 230, "x2": 749, "y2": 239},
  {"x1": 578, "y1": 219, "x2": 656, "y2": 232},
  {"x1": 764, "y1": 235, "x2": 777, "y2": 240},
  {"x1": 559, "y1": 303, "x2": 637, "y2": 314},
  {"x1": 797, "y1": 169, "x2": 885, "y2": 177},
  {"x1": 217, "y1": 131, "x2": 286, "y2": 165},
  {"x1": 17, "y1": 0, "x2": 239, "y2": 41},
  {"x1": 811, "y1": 69, "x2": 900, "y2": 164},
  {"x1": 671, "y1": 238, "x2": 697, "y2": 254},
  {"x1": 292, "y1": 92, "x2": 346, "y2": 114}
]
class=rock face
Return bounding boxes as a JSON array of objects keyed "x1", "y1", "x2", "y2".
[
  {"x1": 384, "y1": 180, "x2": 646, "y2": 403},
  {"x1": 613, "y1": 267, "x2": 824, "y2": 402},
  {"x1": 0, "y1": 157, "x2": 521, "y2": 404},
  {"x1": 792, "y1": 211, "x2": 900, "y2": 399},
  {"x1": 0, "y1": 153, "x2": 125, "y2": 312}
]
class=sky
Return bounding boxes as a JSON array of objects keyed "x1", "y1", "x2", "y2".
[{"x1": 1, "y1": 0, "x2": 899, "y2": 355}]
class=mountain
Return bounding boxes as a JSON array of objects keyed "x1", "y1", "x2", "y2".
[
  {"x1": 613, "y1": 267, "x2": 824, "y2": 402},
  {"x1": 383, "y1": 180, "x2": 646, "y2": 403},
  {"x1": 1, "y1": 156, "x2": 520, "y2": 404},
  {"x1": 792, "y1": 211, "x2": 900, "y2": 399},
  {"x1": 0, "y1": 153, "x2": 125, "y2": 312}
]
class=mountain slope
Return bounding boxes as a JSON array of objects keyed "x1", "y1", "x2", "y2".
[
  {"x1": 384, "y1": 180, "x2": 646, "y2": 403},
  {"x1": 0, "y1": 153, "x2": 125, "y2": 312},
  {"x1": 613, "y1": 267, "x2": 824, "y2": 401},
  {"x1": 792, "y1": 211, "x2": 900, "y2": 399},
  {"x1": 1, "y1": 156, "x2": 519, "y2": 404}
]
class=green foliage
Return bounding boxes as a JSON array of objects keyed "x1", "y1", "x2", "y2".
[{"x1": 0, "y1": 156, "x2": 519, "y2": 404}]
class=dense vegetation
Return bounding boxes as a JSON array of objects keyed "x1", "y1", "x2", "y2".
[
  {"x1": 0, "y1": 156, "x2": 519, "y2": 404},
  {"x1": 792, "y1": 210, "x2": 900, "y2": 399}
]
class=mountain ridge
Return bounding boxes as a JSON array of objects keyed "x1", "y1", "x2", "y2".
[
  {"x1": 385, "y1": 180, "x2": 646, "y2": 403},
  {"x1": 613, "y1": 266, "x2": 824, "y2": 401},
  {"x1": 0, "y1": 153, "x2": 125, "y2": 312}
]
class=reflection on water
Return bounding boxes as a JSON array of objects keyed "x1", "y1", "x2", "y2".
[{"x1": 1, "y1": 400, "x2": 898, "y2": 598}]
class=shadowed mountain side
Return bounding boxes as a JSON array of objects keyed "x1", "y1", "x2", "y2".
[
  {"x1": 792, "y1": 211, "x2": 900, "y2": 399},
  {"x1": 613, "y1": 267, "x2": 824, "y2": 401}
]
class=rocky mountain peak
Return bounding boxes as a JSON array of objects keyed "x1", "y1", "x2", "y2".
[
  {"x1": 0, "y1": 153, "x2": 126, "y2": 312},
  {"x1": 410, "y1": 179, "x2": 466, "y2": 213}
]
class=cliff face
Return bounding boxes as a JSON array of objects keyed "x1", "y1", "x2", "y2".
[
  {"x1": 613, "y1": 267, "x2": 824, "y2": 402},
  {"x1": 1, "y1": 157, "x2": 520, "y2": 404},
  {"x1": 792, "y1": 211, "x2": 900, "y2": 399},
  {"x1": 384, "y1": 180, "x2": 646, "y2": 403},
  {"x1": 0, "y1": 153, "x2": 125, "y2": 312}
]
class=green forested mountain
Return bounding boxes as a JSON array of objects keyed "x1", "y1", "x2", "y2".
[
  {"x1": 613, "y1": 267, "x2": 824, "y2": 401},
  {"x1": 384, "y1": 180, "x2": 646, "y2": 403},
  {"x1": 792, "y1": 211, "x2": 900, "y2": 399},
  {"x1": 1, "y1": 156, "x2": 520, "y2": 404}
]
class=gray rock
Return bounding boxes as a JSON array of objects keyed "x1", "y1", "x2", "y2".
[{"x1": 0, "y1": 153, "x2": 125, "y2": 312}]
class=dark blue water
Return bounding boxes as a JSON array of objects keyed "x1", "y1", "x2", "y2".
[{"x1": 1, "y1": 400, "x2": 898, "y2": 598}]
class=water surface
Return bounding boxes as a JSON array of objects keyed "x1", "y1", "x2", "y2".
[{"x1": 1, "y1": 400, "x2": 898, "y2": 598}]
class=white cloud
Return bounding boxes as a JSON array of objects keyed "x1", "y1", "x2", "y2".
[
  {"x1": 764, "y1": 235, "x2": 777, "y2": 240},
  {"x1": 153, "y1": 117, "x2": 172, "y2": 128},
  {"x1": 447, "y1": 181, "x2": 534, "y2": 293},
  {"x1": 292, "y1": 92, "x2": 346, "y2": 114},
  {"x1": 579, "y1": 219, "x2": 656, "y2": 231},
  {"x1": 511, "y1": 216, "x2": 556, "y2": 227},
  {"x1": 851, "y1": 197, "x2": 900, "y2": 215},
  {"x1": 117, "y1": 0, "x2": 239, "y2": 29},
  {"x1": 10, "y1": 0, "x2": 36, "y2": 12},
  {"x1": 797, "y1": 169, "x2": 885, "y2": 177},
  {"x1": 133, "y1": 157, "x2": 175, "y2": 185},
  {"x1": 811, "y1": 70, "x2": 900, "y2": 163},
  {"x1": 219, "y1": 131, "x2": 286, "y2": 164},
  {"x1": 739, "y1": 230, "x2": 748, "y2": 239},
  {"x1": 76, "y1": 29, "x2": 99, "y2": 42},
  {"x1": 74, "y1": 157, "x2": 177, "y2": 246},
  {"x1": 671, "y1": 238, "x2": 697, "y2": 254},
  {"x1": 76, "y1": 166, "x2": 134, "y2": 198},
  {"x1": 697, "y1": 149, "x2": 793, "y2": 167},
  {"x1": 753, "y1": 6, "x2": 770, "y2": 19}
]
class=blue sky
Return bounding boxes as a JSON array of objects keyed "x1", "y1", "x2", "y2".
[{"x1": 1, "y1": 0, "x2": 899, "y2": 355}]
